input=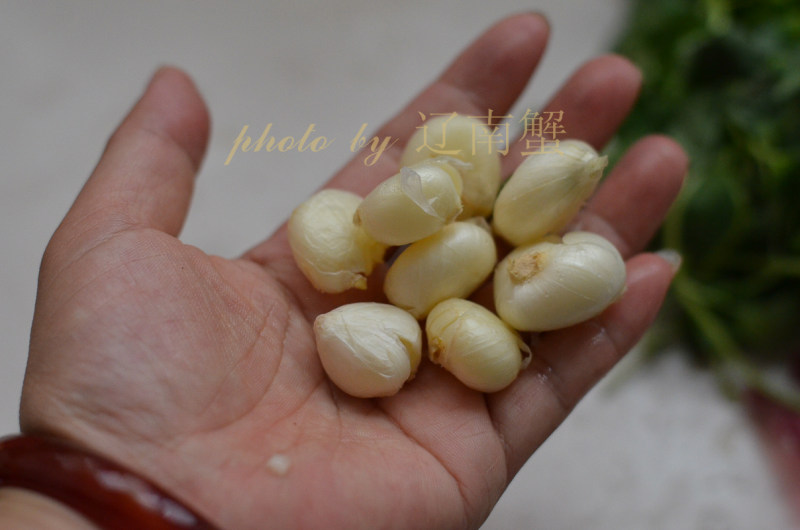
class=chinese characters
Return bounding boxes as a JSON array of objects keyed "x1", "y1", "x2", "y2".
[{"x1": 409, "y1": 109, "x2": 567, "y2": 157}]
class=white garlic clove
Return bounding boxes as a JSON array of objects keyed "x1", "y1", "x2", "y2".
[
  {"x1": 354, "y1": 160, "x2": 463, "y2": 246},
  {"x1": 494, "y1": 231, "x2": 627, "y2": 331},
  {"x1": 384, "y1": 221, "x2": 497, "y2": 319},
  {"x1": 314, "y1": 303, "x2": 422, "y2": 398},
  {"x1": 492, "y1": 139, "x2": 608, "y2": 246},
  {"x1": 288, "y1": 189, "x2": 387, "y2": 293},
  {"x1": 426, "y1": 299, "x2": 531, "y2": 393},
  {"x1": 400, "y1": 115, "x2": 502, "y2": 218}
]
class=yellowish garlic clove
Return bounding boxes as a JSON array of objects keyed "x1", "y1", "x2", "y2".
[
  {"x1": 426, "y1": 298, "x2": 531, "y2": 393},
  {"x1": 492, "y1": 139, "x2": 608, "y2": 246},
  {"x1": 314, "y1": 303, "x2": 422, "y2": 398},
  {"x1": 288, "y1": 189, "x2": 387, "y2": 293},
  {"x1": 400, "y1": 115, "x2": 501, "y2": 218},
  {"x1": 354, "y1": 159, "x2": 463, "y2": 246},
  {"x1": 384, "y1": 220, "x2": 497, "y2": 319},
  {"x1": 494, "y1": 231, "x2": 627, "y2": 331}
]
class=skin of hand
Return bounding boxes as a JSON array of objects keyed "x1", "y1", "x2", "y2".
[{"x1": 15, "y1": 13, "x2": 687, "y2": 530}]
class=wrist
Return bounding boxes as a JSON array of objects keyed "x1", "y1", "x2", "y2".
[{"x1": 0, "y1": 488, "x2": 97, "y2": 530}]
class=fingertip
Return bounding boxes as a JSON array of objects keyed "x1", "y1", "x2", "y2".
[
  {"x1": 585, "y1": 53, "x2": 643, "y2": 109},
  {"x1": 596, "y1": 253, "x2": 677, "y2": 355},
  {"x1": 505, "y1": 11, "x2": 551, "y2": 42},
  {"x1": 614, "y1": 133, "x2": 689, "y2": 214},
  {"x1": 147, "y1": 65, "x2": 183, "y2": 86},
  {"x1": 542, "y1": 54, "x2": 642, "y2": 149},
  {"x1": 645, "y1": 135, "x2": 690, "y2": 207},
  {"x1": 490, "y1": 11, "x2": 551, "y2": 82},
  {"x1": 584, "y1": 54, "x2": 642, "y2": 92},
  {"x1": 488, "y1": 11, "x2": 551, "y2": 44},
  {"x1": 630, "y1": 132, "x2": 688, "y2": 162},
  {"x1": 442, "y1": 11, "x2": 550, "y2": 111},
  {"x1": 526, "y1": 10, "x2": 551, "y2": 29},
  {"x1": 597, "y1": 53, "x2": 642, "y2": 82},
  {"x1": 577, "y1": 132, "x2": 689, "y2": 258},
  {"x1": 511, "y1": 12, "x2": 551, "y2": 63},
  {"x1": 147, "y1": 64, "x2": 201, "y2": 95},
  {"x1": 641, "y1": 134, "x2": 690, "y2": 179},
  {"x1": 139, "y1": 66, "x2": 211, "y2": 171}
]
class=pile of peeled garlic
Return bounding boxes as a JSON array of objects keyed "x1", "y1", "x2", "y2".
[{"x1": 288, "y1": 115, "x2": 626, "y2": 398}]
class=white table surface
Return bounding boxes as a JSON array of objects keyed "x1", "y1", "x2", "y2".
[{"x1": 1, "y1": 1, "x2": 794, "y2": 528}]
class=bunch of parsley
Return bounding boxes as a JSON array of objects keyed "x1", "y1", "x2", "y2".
[{"x1": 608, "y1": 0, "x2": 800, "y2": 407}]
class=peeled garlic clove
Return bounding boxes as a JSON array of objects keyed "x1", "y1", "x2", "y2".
[
  {"x1": 354, "y1": 160, "x2": 463, "y2": 246},
  {"x1": 492, "y1": 139, "x2": 608, "y2": 246},
  {"x1": 314, "y1": 303, "x2": 422, "y2": 398},
  {"x1": 384, "y1": 221, "x2": 497, "y2": 319},
  {"x1": 426, "y1": 298, "x2": 531, "y2": 393},
  {"x1": 400, "y1": 115, "x2": 501, "y2": 218},
  {"x1": 494, "y1": 231, "x2": 626, "y2": 331},
  {"x1": 288, "y1": 189, "x2": 387, "y2": 293}
]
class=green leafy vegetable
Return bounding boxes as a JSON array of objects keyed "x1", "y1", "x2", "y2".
[{"x1": 609, "y1": 0, "x2": 800, "y2": 408}]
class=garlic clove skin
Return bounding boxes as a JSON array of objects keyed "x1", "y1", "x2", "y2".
[
  {"x1": 492, "y1": 139, "x2": 608, "y2": 246},
  {"x1": 400, "y1": 115, "x2": 501, "y2": 219},
  {"x1": 426, "y1": 299, "x2": 531, "y2": 393},
  {"x1": 314, "y1": 303, "x2": 422, "y2": 398},
  {"x1": 354, "y1": 160, "x2": 463, "y2": 246},
  {"x1": 288, "y1": 189, "x2": 387, "y2": 293},
  {"x1": 384, "y1": 220, "x2": 497, "y2": 319},
  {"x1": 494, "y1": 231, "x2": 627, "y2": 331}
]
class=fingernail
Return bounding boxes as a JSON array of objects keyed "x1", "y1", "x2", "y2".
[{"x1": 656, "y1": 249, "x2": 682, "y2": 273}]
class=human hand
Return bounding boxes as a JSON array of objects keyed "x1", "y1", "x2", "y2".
[{"x1": 17, "y1": 13, "x2": 686, "y2": 530}]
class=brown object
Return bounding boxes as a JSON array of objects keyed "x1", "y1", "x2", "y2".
[
  {"x1": 746, "y1": 391, "x2": 800, "y2": 526},
  {"x1": 0, "y1": 434, "x2": 218, "y2": 530}
]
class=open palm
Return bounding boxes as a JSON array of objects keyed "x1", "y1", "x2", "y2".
[{"x1": 20, "y1": 14, "x2": 687, "y2": 530}]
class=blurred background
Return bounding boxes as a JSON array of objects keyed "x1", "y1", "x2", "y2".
[{"x1": 1, "y1": 1, "x2": 796, "y2": 528}]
